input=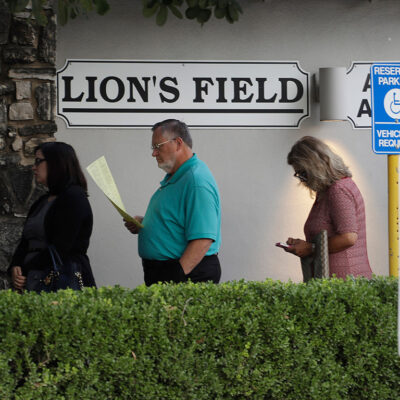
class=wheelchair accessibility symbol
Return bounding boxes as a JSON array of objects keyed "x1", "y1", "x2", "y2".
[{"x1": 384, "y1": 89, "x2": 400, "y2": 119}]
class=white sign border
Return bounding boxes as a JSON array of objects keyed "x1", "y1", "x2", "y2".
[
  {"x1": 56, "y1": 59, "x2": 310, "y2": 130},
  {"x1": 347, "y1": 61, "x2": 372, "y2": 130},
  {"x1": 370, "y1": 62, "x2": 400, "y2": 155}
]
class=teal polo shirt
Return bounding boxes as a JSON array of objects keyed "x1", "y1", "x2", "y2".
[{"x1": 138, "y1": 154, "x2": 221, "y2": 260}]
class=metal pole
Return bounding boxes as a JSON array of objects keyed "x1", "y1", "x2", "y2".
[
  {"x1": 388, "y1": 154, "x2": 399, "y2": 277},
  {"x1": 387, "y1": 155, "x2": 400, "y2": 355}
]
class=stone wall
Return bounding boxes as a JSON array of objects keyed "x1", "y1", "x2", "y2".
[{"x1": 0, "y1": 1, "x2": 57, "y2": 289}]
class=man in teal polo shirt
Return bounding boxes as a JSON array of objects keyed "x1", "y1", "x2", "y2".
[{"x1": 124, "y1": 119, "x2": 221, "y2": 286}]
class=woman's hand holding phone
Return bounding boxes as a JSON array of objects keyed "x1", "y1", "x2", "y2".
[
  {"x1": 275, "y1": 242, "x2": 290, "y2": 249},
  {"x1": 275, "y1": 241, "x2": 295, "y2": 253},
  {"x1": 284, "y1": 238, "x2": 314, "y2": 257}
]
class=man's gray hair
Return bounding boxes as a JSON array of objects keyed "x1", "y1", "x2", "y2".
[{"x1": 152, "y1": 119, "x2": 193, "y2": 149}]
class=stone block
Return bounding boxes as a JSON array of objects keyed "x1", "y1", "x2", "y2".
[
  {"x1": 13, "y1": 12, "x2": 31, "y2": 19},
  {"x1": 0, "y1": 81, "x2": 15, "y2": 96},
  {"x1": 16, "y1": 80, "x2": 31, "y2": 100},
  {"x1": 8, "y1": 129, "x2": 17, "y2": 138},
  {"x1": 43, "y1": 1, "x2": 54, "y2": 10},
  {"x1": 0, "y1": 101, "x2": 6, "y2": 124},
  {"x1": 0, "y1": 163, "x2": 37, "y2": 217},
  {"x1": 0, "y1": 137, "x2": 5, "y2": 150},
  {"x1": 9, "y1": 102, "x2": 34, "y2": 120},
  {"x1": 0, "y1": 272, "x2": 11, "y2": 290},
  {"x1": 35, "y1": 82, "x2": 54, "y2": 120},
  {"x1": 9, "y1": 67, "x2": 55, "y2": 81},
  {"x1": 3, "y1": 45, "x2": 37, "y2": 64},
  {"x1": 0, "y1": 171, "x2": 12, "y2": 215},
  {"x1": 10, "y1": 17, "x2": 37, "y2": 46},
  {"x1": 19, "y1": 122, "x2": 57, "y2": 136},
  {"x1": 38, "y1": 12, "x2": 56, "y2": 64},
  {"x1": 0, "y1": 101, "x2": 6, "y2": 133},
  {"x1": 0, "y1": 217, "x2": 24, "y2": 272},
  {"x1": 11, "y1": 136, "x2": 23, "y2": 152},
  {"x1": 8, "y1": 164, "x2": 34, "y2": 204},
  {"x1": 24, "y1": 136, "x2": 54, "y2": 155},
  {"x1": 0, "y1": 153, "x2": 20, "y2": 167},
  {"x1": 0, "y1": 0, "x2": 11, "y2": 45},
  {"x1": 24, "y1": 137, "x2": 42, "y2": 155}
]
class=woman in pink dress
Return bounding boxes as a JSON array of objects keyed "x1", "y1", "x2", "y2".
[{"x1": 285, "y1": 136, "x2": 372, "y2": 279}]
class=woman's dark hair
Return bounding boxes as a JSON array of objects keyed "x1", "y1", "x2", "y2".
[{"x1": 35, "y1": 142, "x2": 88, "y2": 195}]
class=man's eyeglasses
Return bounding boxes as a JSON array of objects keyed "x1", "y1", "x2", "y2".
[
  {"x1": 151, "y1": 138, "x2": 176, "y2": 151},
  {"x1": 34, "y1": 158, "x2": 46, "y2": 166},
  {"x1": 294, "y1": 170, "x2": 308, "y2": 182}
]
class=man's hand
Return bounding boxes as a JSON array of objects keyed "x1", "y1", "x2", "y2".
[
  {"x1": 11, "y1": 266, "x2": 26, "y2": 291},
  {"x1": 124, "y1": 216, "x2": 144, "y2": 234},
  {"x1": 179, "y1": 239, "x2": 213, "y2": 275}
]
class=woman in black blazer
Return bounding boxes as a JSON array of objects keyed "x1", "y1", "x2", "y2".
[{"x1": 9, "y1": 142, "x2": 96, "y2": 291}]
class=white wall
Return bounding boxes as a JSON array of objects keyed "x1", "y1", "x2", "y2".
[{"x1": 56, "y1": 0, "x2": 394, "y2": 287}]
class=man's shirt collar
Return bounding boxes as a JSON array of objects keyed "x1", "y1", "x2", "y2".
[{"x1": 160, "y1": 154, "x2": 197, "y2": 187}]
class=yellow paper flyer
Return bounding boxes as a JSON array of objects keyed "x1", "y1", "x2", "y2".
[{"x1": 86, "y1": 156, "x2": 143, "y2": 228}]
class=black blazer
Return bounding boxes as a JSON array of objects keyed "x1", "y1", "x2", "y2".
[{"x1": 9, "y1": 184, "x2": 96, "y2": 287}]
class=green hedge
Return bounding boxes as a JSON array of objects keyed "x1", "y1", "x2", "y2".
[{"x1": 0, "y1": 277, "x2": 399, "y2": 399}]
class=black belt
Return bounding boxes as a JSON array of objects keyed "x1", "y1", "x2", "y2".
[{"x1": 143, "y1": 254, "x2": 218, "y2": 267}]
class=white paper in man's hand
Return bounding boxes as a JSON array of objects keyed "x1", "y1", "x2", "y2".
[{"x1": 86, "y1": 156, "x2": 143, "y2": 228}]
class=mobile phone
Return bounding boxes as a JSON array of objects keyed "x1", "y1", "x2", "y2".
[{"x1": 275, "y1": 242, "x2": 291, "y2": 249}]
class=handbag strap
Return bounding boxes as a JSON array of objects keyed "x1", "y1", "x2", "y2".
[{"x1": 48, "y1": 244, "x2": 63, "y2": 273}]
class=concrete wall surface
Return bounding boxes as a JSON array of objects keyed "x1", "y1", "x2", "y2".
[{"x1": 56, "y1": 0, "x2": 396, "y2": 287}]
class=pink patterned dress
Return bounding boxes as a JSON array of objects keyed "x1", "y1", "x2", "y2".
[{"x1": 304, "y1": 177, "x2": 372, "y2": 279}]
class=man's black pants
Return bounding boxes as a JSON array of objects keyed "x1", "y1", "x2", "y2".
[{"x1": 142, "y1": 255, "x2": 221, "y2": 286}]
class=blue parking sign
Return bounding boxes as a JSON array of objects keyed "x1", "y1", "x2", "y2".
[{"x1": 370, "y1": 63, "x2": 400, "y2": 154}]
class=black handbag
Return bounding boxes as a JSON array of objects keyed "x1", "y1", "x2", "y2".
[{"x1": 26, "y1": 245, "x2": 84, "y2": 293}]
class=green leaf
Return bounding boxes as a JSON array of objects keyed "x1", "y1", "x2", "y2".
[
  {"x1": 234, "y1": 0, "x2": 243, "y2": 14},
  {"x1": 57, "y1": 0, "x2": 69, "y2": 25},
  {"x1": 217, "y1": 0, "x2": 227, "y2": 8},
  {"x1": 31, "y1": 0, "x2": 48, "y2": 26},
  {"x1": 197, "y1": 8, "x2": 211, "y2": 24},
  {"x1": 69, "y1": 6, "x2": 77, "y2": 20},
  {"x1": 214, "y1": 7, "x2": 225, "y2": 19},
  {"x1": 81, "y1": 0, "x2": 93, "y2": 11},
  {"x1": 225, "y1": 13, "x2": 234, "y2": 24},
  {"x1": 185, "y1": 6, "x2": 199, "y2": 19},
  {"x1": 228, "y1": 3, "x2": 239, "y2": 21},
  {"x1": 93, "y1": 0, "x2": 110, "y2": 15},
  {"x1": 168, "y1": 4, "x2": 183, "y2": 19},
  {"x1": 143, "y1": 0, "x2": 159, "y2": 6},
  {"x1": 186, "y1": 0, "x2": 198, "y2": 7},
  {"x1": 143, "y1": 1, "x2": 160, "y2": 17},
  {"x1": 156, "y1": 4, "x2": 168, "y2": 25},
  {"x1": 198, "y1": 0, "x2": 208, "y2": 8},
  {"x1": 7, "y1": 0, "x2": 30, "y2": 13}
]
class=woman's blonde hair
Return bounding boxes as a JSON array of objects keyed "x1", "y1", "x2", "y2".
[{"x1": 287, "y1": 136, "x2": 352, "y2": 193}]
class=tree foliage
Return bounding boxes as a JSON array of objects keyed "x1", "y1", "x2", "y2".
[
  {"x1": 6, "y1": 0, "x2": 110, "y2": 26},
  {"x1": 5, "y1": 0, "x2": 245, "y2": 26},
  {"x1": 142, "y1": 0, "x2": 243, "y2": 26},
  {"x1": 1, "y1": 278, "x2": 399, "y2": 399}
]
